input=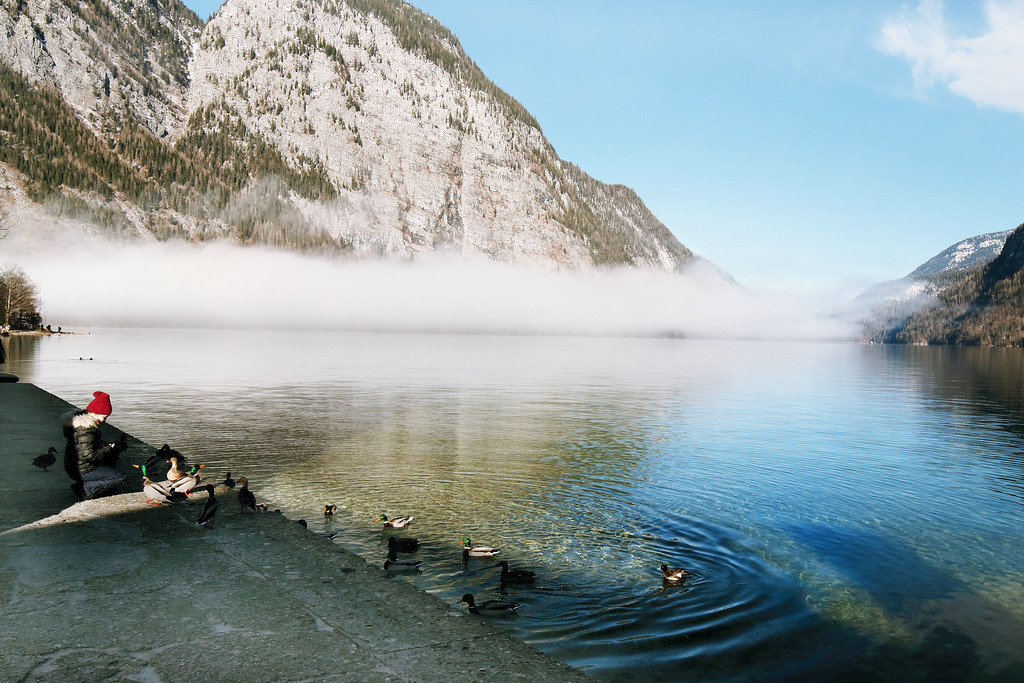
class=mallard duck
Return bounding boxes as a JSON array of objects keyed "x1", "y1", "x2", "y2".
[
  {"x1": 166, "y1": 455, "x2": 187, "y2": 482},
  {"x1": 133, "y1": 464, "x2": 185, "y2": 504},
  {"x1": 660, "y1": 563, "x2": 688, "y2": 582},
  {"x1": 458, "y1": 593, "x2": 520, "y2": 616},
  {"x1": 387, "y1": 535, "x2": 420, "y2": 552},
  {"x1": 237, "y1": 476, "x2": 257, "y2": 514},
  {"x1": 323, "y1": 504, "x2": 337, "y2": 516},
  {"x1": 158, "y1": 444, "x2": 185, "y2": 467},
  {"x1": 459, "y1": 538, "x2": 499, "y2": 557},
  {"x1": 383, "y1": 558, "x2": 422, "y2": 573},
  {"x1": 32, "y1": 447, "x2": 58, "y2": 472},
  {"x1": 496, "y1": 560, "x2": 536, "y2": 583},
  {"x1": 169, "y1": 464, "x2": 203, "y2": 494},
  {"x1": 196, "y1": 485, "x2": 218, "y2": 527},
  {"x1": 142, "y1": 454, "x2": 167, "y2": 478},
  {"x1": 377, "y1": 514, "x2": 413, "y2": 528}
]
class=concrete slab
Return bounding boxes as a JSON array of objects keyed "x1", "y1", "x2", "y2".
[{"x1": 0, "y1": 383, "x2": 592, "y2": 682}]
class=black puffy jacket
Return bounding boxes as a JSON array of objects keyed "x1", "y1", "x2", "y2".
[{"x1": 61, "y1": 409, "x2": 121, "y2": 479}]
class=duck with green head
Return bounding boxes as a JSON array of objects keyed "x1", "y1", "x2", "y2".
[{"x1": 459, "y1": 538, "x2": 499, "y2": 557}]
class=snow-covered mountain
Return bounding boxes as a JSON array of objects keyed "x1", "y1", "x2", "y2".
[
  {"x1": 853, "y1": 225, "x2": 1018, "y2": 341},
  {"x1": 908, "y1": 230, "x2": 1014, "y2": 277}
]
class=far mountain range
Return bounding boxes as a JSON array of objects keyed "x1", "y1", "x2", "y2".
[{"x1": 857, "y1": 222, "x2": 1024, "y2": 346}]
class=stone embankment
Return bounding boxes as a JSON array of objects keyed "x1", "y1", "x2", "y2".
[{"x1": 0, "y1": 382, "x2": 591, "y2": 682}]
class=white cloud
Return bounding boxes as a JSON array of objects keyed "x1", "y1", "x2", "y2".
[{"x1": 878, "y1": 0, "x2": 1024, "y2": 114}]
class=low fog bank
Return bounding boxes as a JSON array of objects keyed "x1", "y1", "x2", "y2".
[{"x1": 9, "y1": 241, "x2": 859, "y2": 340}]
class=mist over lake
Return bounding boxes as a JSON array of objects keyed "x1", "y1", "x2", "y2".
[{"x1": 7, "y1": 330, "x2": 1024, "y2": 681}]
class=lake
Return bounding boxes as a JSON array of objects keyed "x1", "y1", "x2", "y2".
[{"x1": 5, "y1": 330, "x2": 1024, "y2": 681}]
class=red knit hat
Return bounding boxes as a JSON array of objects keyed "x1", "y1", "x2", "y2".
[{"x1": 86, "y1": 391, "x2": 112, "y2": 416}]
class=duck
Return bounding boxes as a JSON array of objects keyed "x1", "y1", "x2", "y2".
[
  {"x1": 459, "y1": 538, "x2": 499, "y2": 557},
  {"x1": 387, "y1": 535, "x2": 420, "y2": 552},
  {"x1": 169, "y1": 464, "x2": 204, "y2": 495},
  {"x1": 237, "y1": 476, "x2": 257, "y2": 514},
  {"x1": 196, "y1": 485, "x2": 218, "y2": 528},
  {"x1": 377, "y1": 514, "x2": 413, "y2": 528},
  {"x1": 142, "y1": 454, "x2": 167, "y2": 478},
  {"x1": 222, "y1": 472, "x2": 235, "y2": 488},
  {"x1": 133, "y1": 464, "x2": 185, "y2": 504},
  {"x1": 660, "y1": 563, "x2": 689, "y2": 582},
  {"x1": 383, "y1": 558, "x2": 422, "y2": 573},
  {"x1": 158, "y1": 444, "x2": 185, "y2": 467},
  {"x1": 496, "y1": 560, "x2": 536, "y2": 583},
  {"x1": 323, "y1": 504, "x2": 337, "y2": 516},
  {"x1": 457, "y1": 594, "x2": 520, "y2": 616},
  {"x1": 166, "y1": 455, "x2": 187, "y2": 482},
  {"x1": 32, "y1": 447, "x2": 58, "y2": 472}
]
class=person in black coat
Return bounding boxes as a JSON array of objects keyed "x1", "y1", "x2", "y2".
[{"x1": 61, "y1": 391, "x2": 128, "y2": 500}]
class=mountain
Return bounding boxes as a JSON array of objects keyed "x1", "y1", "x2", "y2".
[
  {"x1": 0, "y1": 0, "x2": 699, "y2": 273},
  {"x1": 858, "y1": 223, "x2": 1024, "y2": 346}
]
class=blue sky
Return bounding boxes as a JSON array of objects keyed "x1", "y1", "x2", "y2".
[{"x1": 182, "y1": 0, "x2": 1023, "y2": 295}]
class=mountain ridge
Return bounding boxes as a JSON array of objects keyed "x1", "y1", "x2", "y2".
[{"x1": 0, "y1": 0, "x2": 700, "y2": 274}]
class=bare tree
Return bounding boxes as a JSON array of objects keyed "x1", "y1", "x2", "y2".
[
  {"x1": 0, "y1": 266, "x2": 41, "y2": 330},
  {"x1": 0, "y1": 207, "x2": 9, "y2": 241}
]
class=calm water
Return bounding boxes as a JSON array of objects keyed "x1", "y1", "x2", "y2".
[{"x1": 6, "y1": 330, "x2": 1024, "y2": 681}]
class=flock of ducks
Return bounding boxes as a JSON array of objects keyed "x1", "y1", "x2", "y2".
[{"x1": 32, "y1": 442, "x2": 691, "y2": 615}]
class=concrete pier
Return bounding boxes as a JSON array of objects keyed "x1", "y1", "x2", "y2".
[{"x1": 0, "y1": 382, "x2": 591, "y2": 682}]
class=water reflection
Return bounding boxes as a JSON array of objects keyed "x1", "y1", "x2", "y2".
[{"x1": 786, "y1": 522, "x2": 1024, "y2": 681}]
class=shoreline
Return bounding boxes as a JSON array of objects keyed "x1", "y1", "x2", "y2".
[{"x1": 0, "y1": 382, "x2": 591, "y2": 682}]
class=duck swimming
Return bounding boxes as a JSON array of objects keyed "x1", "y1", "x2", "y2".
[
  {"x1": 323, "y1": 504, "x2": 337, "y2": 516},
  {"x1": 377, "y1": 514, "x2": 413, "y2": 528},
  {"x1": 383, "y1": 558, "x2": 422, "y2": 573},
  {"x1": 458, "y1": 538, "x2": 499, "y2": 557},
  {"x1": 458, "y1": 594, "x2": 520, "y2": 616},
  {"x1": 387, "y1": 536, "x2": 420, "y2": 552},
  {"x1": 660, "y1": 563, "x2": 689, "y2": 582},
  {"x1": 496, "y1": 560, "x2": 536, "y2": 583}
]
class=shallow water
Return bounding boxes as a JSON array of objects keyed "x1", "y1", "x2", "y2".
[{"x1": 6, "y1": 331, "x2": 1024, "y2": 681}]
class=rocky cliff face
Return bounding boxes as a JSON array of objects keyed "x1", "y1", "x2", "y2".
[
  {"x1": 0, "y1": 0, "x2": 698, "y2": 273},
  {"x1": 0, "y1": 0, "x2": 201, "y2": 138}
]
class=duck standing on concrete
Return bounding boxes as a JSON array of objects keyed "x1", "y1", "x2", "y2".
[
  {"x1": 166, "y1": 455, "x2": 188, "y2": 482},
  {"x1": 196, "y1": 485, "x2": 218, "y2": 528},
  {"x1": 169, "y1": 464, "x2": 203, "y2": 495},
  {"x1": 458, "y1": 594, "x2": 520, "y2": 616},
  {"x1": 237, "y1": 477, "x2": 257, "y2": 514},
  {"x1": 133, "y1": 464, "x2": 184, "y2": 505},
  {"x1": 32, "y1": 447, "x2": 58, "y2": 472}
]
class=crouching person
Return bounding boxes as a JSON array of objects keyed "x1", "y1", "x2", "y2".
[{"x1": 62, "y1": 391, "x2": 128, "y2": 500}]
